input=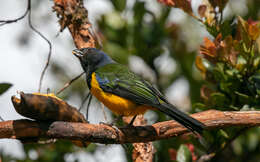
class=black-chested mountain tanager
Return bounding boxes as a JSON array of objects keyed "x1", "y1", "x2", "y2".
[{"x1": 73, "y1": 48, "x2": 205, "y2": 134}]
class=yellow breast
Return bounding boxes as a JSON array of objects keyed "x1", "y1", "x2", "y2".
[{"x1": 90, "y1": 73, "x2": 150, "y2": 116}]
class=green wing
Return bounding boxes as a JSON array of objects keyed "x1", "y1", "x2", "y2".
[
  {"x1": 95, "y1": 63, "x2": 165, "y2": 106},
  {"x1": 95, "y1": 63, "x2": 206, "y2": 133}
]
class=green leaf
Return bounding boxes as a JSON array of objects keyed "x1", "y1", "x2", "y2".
[
  {"x1": 0, "y1": 83, "x2": 12, "y2": 96},
  {"x1": 85, "y1": 143, "x2": 97, "y2": 153},
  {"x1": 111, "y1": 0, "x2": 126, "y2": 12},
  {"x1": 250, "y1": 73, "x2": 260, "y2": 85},
  {"x1": 235, "y1": 91, "x2": 254, "y2": 105},
  {"x1": 213, "y1": 63, "x2": 226, "y2": 81},
  {"x1": 205, "y1": 22, "x2": 219, "y2": 37},
  {"x1": 225, "y1": 68, "x2": 239, "y2": 77},
  {"x1": 193, "y1": 103, "x2": 207, "y2": 111},
  {"x1": 219, "y1": 18, "x2": 236, "y2": 39},
  {"x1": 176, "y1": 145, "x2": 192, "y2": 162},
  {"x1": 248, "y1": 73, "x2": 260, "y2": 95},
  {"x1": 209, "y1": 92, "x2": 229, "y2": 109},
  {"x1": 237, "y1": 16, "x2": 251, "y2": 49},
  {"x1": 219, "y1": 129, "x2": 229, "y2": 139},
  {"x1": 133, "y1": 1, "x2": 146, "y2": 24},
  {"x1": 236, "y1": 55, "x2": 247, "y2": 71}
]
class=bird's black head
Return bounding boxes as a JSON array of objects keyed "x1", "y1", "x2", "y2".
[{"x1": 72, "y1": 48, "x2": 114, "y2": 76}]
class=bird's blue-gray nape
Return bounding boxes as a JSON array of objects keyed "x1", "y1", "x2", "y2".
[{"x1": 96, "y1": 51, "x2": 115, "y2": 68}]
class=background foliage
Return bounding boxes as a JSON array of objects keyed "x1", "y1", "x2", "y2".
[{"x1": 0, "y1": 0, "x2": 260, "y2": 161}]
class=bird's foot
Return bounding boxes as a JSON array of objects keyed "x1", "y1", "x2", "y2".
[
  {"x1": 125, "y1": 123, "x2": 135, "y2": 128},
  {"x1": 125, "y1": 115, "x2": 137, "y2": 127},
  {"x1": 99, "y1": 122, "x2": 120, "y2": 132}
]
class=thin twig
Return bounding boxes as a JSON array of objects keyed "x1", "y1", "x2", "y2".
[
  {"x1": 24, "y1": 0, "x2": 53, "y2": 93},
  {"x1": 198, "y1": 153, "x2": 215, "y2": 162},
  {"x1": 78, "y1": 91, "x2": 92, "y2": 121},
  {"x1": 38, "y1": 139, "x2": 57, "y2": 144},
  {"x1": 0, "y1": 0, "x2": 29, "y2": 26},
  {"x1": 56, "y1": 72, "x2": 85, "y2": 95},
  {"x1": 219, "y1": 10, "x2": 223, "y2": 24}
]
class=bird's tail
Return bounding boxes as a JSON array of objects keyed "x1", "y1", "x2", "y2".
[{"x1": 157, "y1": 103, "x2": 205, "y2": 134}]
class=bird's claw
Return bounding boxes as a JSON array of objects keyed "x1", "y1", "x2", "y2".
[{"x1": 99, "y1": 122, "x2": 120, "y2": 132}]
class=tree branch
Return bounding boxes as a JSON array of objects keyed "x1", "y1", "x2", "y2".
[
  {"x1": 1, "y1": 110, "x2": 260, "y2": 144},
  {"x1": 53, "y1": 0, "x2": 95, "y2": 48}
]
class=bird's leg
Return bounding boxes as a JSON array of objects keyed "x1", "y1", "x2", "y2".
[
  {"x1": 86, "y1": 94, "x2": 92, "y2": 121},
  {"x1": 78, "y1": 92, "x2": 92, "y2": 123},
  {"x1": 127, "y1": 115, "x2": 137, "y2": 126}
]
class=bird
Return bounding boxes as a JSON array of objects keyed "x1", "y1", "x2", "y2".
[{"x1": 72, "y1": 47, "x2": 205, "y2": 134}]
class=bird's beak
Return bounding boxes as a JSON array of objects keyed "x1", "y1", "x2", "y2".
[{"x1": 72, "y1": 49, "x2": 83, "y2": 58}]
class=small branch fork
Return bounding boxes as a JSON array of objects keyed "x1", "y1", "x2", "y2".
[
  {"x1": 56, "y1": 71, "x2": 85, "y2": 95},
  {"x1": 1, "y1": 110, "x2": 260, "y2": 144},
  {"x1": 0, "y1": 1, "x2": 29, "y2": 26},
  {"x1": 0, "y1": 0, "x2": 53, "y2": 93}
]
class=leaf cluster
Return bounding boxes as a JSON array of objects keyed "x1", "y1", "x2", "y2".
[
  {"x1": 196, "y1": 15, "x2": 260, "y2": 111},
  {"x1": 159, "y1": 0, "x2": 260, "y2": 161}
]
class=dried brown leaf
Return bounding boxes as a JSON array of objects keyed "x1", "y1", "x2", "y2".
[
  {"x1": 248, "y1": 22, "x2": 260, "y2": 41},
  {"x1": 195, "y1": 55, "x2": 207, "y2": 74},
  {"x1": 168, "y1": 148, "x2": 177, "y2": 161},
  {"x1": 12, "y1": 92, "x2": 87, "y2": 122},
  {"x1": 198, "y1": 5, "x2": 207, "y2": 18},
  {"x1": 200, "y1": 37, "x2": 217, "y2": 57},
  {"x1": 200, "y1": 85, "x2": 214, "y2": 101},
  {"x1": 158, "y1": 0, "x2": 193, "y2": 14},
  {"x1": 11, "y1": 92, "x2": 89, "y2": 147}
]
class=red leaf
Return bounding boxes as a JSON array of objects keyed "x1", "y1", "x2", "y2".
[
  {"x1": 168, "y1": 148, "x2": 177, "y2": 161},
  {"x1": 185, "y1": 143, "x2": 197, "y2": 162}
]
